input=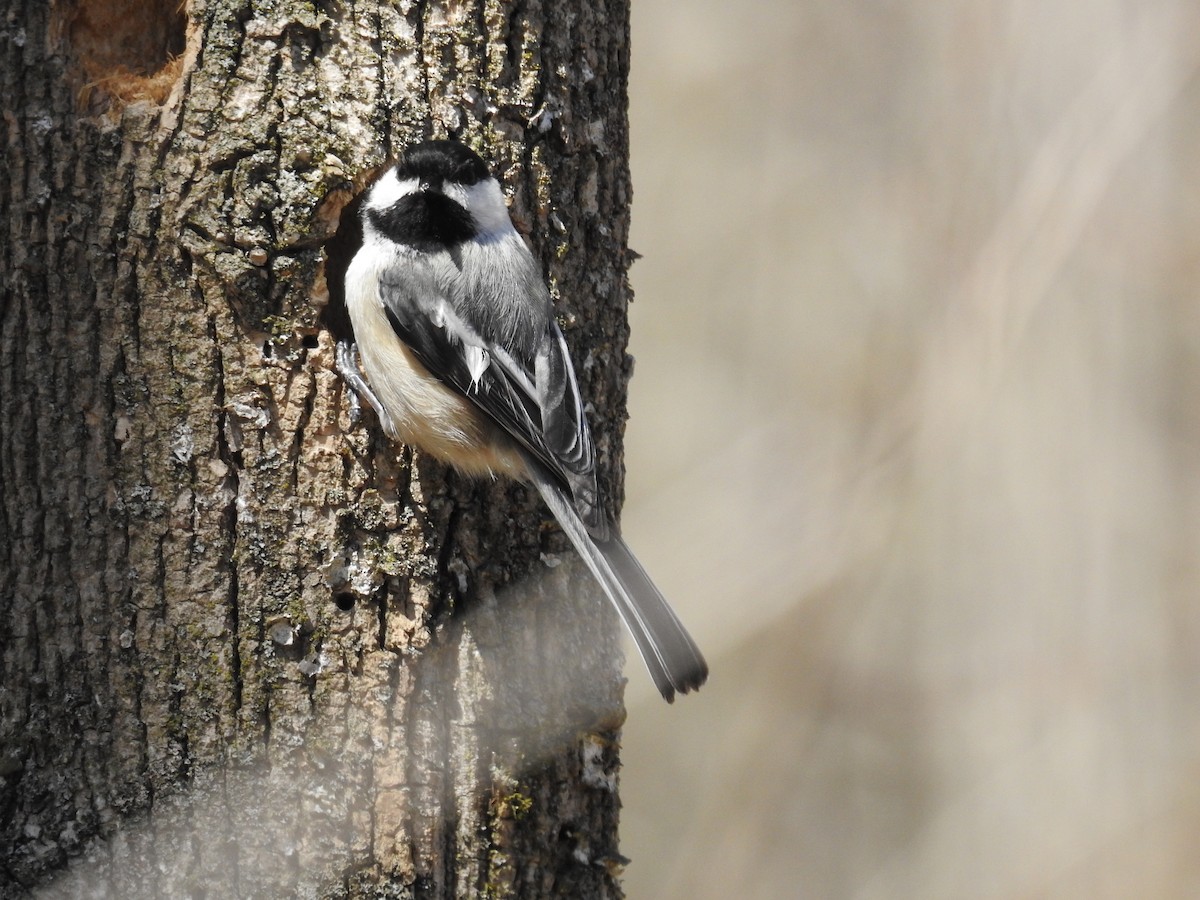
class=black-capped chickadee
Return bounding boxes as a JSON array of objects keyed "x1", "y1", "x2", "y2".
[{"x1": 325, "y1": 139, "x2": 707, "y2": 702}]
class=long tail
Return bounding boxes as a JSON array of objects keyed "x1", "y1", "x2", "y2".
[{"x1": 529, "y1": 467, "x2": 708, "y2": 702}]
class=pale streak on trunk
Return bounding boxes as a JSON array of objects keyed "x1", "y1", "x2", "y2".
[{"x1": 1, "y1": 0, "x2": 636, "y2": 896}]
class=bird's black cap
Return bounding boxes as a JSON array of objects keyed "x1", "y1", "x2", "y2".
[{"x1": 395, "y1": 140, "x2": 491, "y2": 187}]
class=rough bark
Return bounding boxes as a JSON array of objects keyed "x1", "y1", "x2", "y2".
[{"x1": 1, "y1": 0, "x2": 635, "y2": 896}]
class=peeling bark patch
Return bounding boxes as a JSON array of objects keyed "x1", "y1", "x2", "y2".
[{"x1": 59, "y1": 0, "x2": 187, "y2": 106}]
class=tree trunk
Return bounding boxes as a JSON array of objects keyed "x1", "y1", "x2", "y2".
[{"x1": 1, "y1": 0, "x2": 634, "y2": 896}]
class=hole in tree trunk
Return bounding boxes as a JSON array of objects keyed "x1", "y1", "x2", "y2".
[{"x1": 59, "y1": 0, "x2": 188, "y2": 108}]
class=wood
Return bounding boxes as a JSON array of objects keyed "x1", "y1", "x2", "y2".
[{"x1": 1, "y1": 0, "x2": 635, "y2": 895}]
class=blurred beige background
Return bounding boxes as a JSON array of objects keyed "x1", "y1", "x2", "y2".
[{"x1": 617, "y1": 1, "x2": 1200, "y2": 897}]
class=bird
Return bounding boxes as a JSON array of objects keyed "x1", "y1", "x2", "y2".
[{"x1": 324, "y1": 138, "x2": 707, "y2": 701}]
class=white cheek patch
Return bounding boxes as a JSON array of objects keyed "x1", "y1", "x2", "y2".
[
  {"x1": 365, "y1": 169, "x2": 419, "y2": 212},
  {"x1": 441, "y1": 181, "x2": 469, "y2": 209},
  {"x1": 462, "y1": 179, "x2": 516, "y2": 237}
]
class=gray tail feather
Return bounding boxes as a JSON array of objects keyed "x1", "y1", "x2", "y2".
[{"x1": 529, "y1": 468, "x2": 709, "y2": 702}]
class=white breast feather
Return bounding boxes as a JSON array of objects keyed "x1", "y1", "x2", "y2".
[{"x1": 343, "y1": 235, "x2": 525, "y2": 478}]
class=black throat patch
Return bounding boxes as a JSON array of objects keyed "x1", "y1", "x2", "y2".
[{"x1": 368, "y1": 191, "x2": 477, "y2": 252}]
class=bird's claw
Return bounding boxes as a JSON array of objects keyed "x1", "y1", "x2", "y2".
[{"x1": 335, "y1": 340, "x2": 392, "y2": 433}]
